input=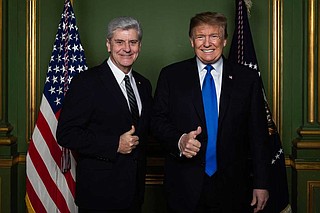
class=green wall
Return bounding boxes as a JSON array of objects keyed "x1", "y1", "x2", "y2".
[
  {"x1": 1, "y1": 0, "x2": 320, "y2": 212},
  {"x1": 39, "y1": 0, "x2": 230, "y2": 90}
]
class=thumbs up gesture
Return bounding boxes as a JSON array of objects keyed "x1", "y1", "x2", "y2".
[
  {"x1": 118, "y1": 125, "x2": 140, "y2": 154},
  {"x1": 179, "y1": 126, "x2": 202, "y2": 158}
]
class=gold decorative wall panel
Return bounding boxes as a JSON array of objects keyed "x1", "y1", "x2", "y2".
[
  {"x1": 0, "y1": 0, "x2": 2, "y2": 120},
  {"x1": 307, "y1": 181, "x2": 320, "y2": 213},
  {"x1": 297, "y1": 0, "x2": 320, "y2": 145},
  {"x1": 318, "y1": 0, "x2": 320, "y2": 123},
  {"x1": 26, "y1": 0, "x2": 37, "y2": 143},
  {"x1": 272, "y1": 0, "x2": 283, "y2": 133},
  {"x1": 308, "y1": 0, "x2": 316, "y2": 123}
]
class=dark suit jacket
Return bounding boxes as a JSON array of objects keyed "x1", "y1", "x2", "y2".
[
  {"x1": 151, "y1": 57, "x2": 270, "y2": 212},
  {"x1": 56, "y1": 60, "x2": 153, "y2": 210}
]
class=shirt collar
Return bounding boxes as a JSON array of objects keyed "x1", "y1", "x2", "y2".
[
  {"x1": 107, "y1": 57, "x2": 133, "y2": 84},
  {"x1": 196, "y1": 56, "x2": 223, "y2": 73}
]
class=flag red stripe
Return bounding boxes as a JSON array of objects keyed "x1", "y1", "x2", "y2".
[
  {"x1": 55, "y1": 108, "x2": 76, "y2": 197},
  {"x1": 26, "y1": 177, "x2": 47, "y2": 212},
  {"x1": 64, "y1": 168, "x2": 76, "y2": 198},
  {"x1": 36, "y1": 111, "x2": 62, "y2": 167},
  {"x1": 37, "y1": 109, "x2": 76, "y2": 197},
  {"x1": 56, "y1": 109, "x2": 61, "y2": 119},
  {"x1": 28, "y1": 138, "x2": 70, "y2": 212}
]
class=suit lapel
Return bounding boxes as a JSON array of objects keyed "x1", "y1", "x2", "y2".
[
  {"x1": 98, "y1": 61, "x2": 132, "y2": 120},
  {"x1": 132, "y1": 73, "x2": 144, "y2": 131},
  {"x1": 189, "y1": 59, "x2": 206, "y2": 126},
  {"x1": 218, "y1": 59, "x2": 234, "y2": 126},
  {"x1": 132, "y1": 72, "x2": 144, "y2": 108}
]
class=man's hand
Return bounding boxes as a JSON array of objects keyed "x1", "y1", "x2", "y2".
[
  {"x1": 251, "y1": 189, "x2": 269, "y2": 213},
  {"x1": 179, "y1": 126, "x2": 202, "y2": 158},
  {"x1": 117, "y1": 125, "x2": 139, "y2": 154}
]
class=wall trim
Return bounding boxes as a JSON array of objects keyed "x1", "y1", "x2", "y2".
[
  {"x1": 0, "y1": 0, "x2": 2, "y2": 120},
  {"x1": 291, "y1": 161, "x2": 320, "y2": 170},
  {"x1": 0, "y1": 156, "x2": 19, "y2": 167},
  {"x1": 307, "y1": 0, "x2": 316, "y2": 123},
  {"x1": 307, "y1": 181, "x2": 320, "y2": 213},
  {"x1": 26, "y1": 0, "x2": 37, "y2": 143},
  {"x1": 271, "y1": 0, "x2": 283, "y2": 133}
]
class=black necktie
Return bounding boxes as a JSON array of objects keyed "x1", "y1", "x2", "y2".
[{"x1": 124, "y1": 75, "x2": 139, "y2": 126}]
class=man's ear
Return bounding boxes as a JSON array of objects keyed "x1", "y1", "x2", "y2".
[
  {"x1": 189, "y1": 37, "x2": 195, "y2": 48},
  {"x1": 106, "y1": 39, "x2": 111, "y2": 52},
  {"x1": 223, "y1": 39, "x2": 227, "y2": 47}
]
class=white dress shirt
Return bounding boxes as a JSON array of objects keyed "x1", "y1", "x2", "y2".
[
  {"x1": 196, "y1": 57, "x2": 223, "y2": 113},
  {"x1": 107, "y1": 58, "x2": 142, "y2": 115}
]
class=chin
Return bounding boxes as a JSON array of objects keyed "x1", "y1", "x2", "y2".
[{"x1": 120, "y1": 61, "x2": 134, "y2": 66}]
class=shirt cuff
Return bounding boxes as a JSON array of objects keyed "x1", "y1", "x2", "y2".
[{"x1": 178, "y1": 133, "x2": 187, "y2": 157}]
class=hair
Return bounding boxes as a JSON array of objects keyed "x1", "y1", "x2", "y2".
[
  {"x1": 107, "y1": 16, "x2": 143, "y2": 41},
  {"x1": 189, "y1": 12, "x2": 228, "y2": 39}
]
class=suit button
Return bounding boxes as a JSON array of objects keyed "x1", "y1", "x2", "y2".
[
  {"x1": 133, "y1": 158, "x2": 138, "y2": 163},
  {"x1": 201, "y1": 162, "x2": 205, "y2": 167}
]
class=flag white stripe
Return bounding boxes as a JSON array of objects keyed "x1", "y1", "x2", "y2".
[
  {"x1": 32, "y1": 114, "x2": 76, "y2": 212},
  {"x1": 70, "y1": 152, "x2": 76, "y2": 181},
  {"x1": 26, "y1": 136, "x2": 59, "y2": 213},
  {"x1": 41, "y1": 95, "x2": 76, "y2": 180},
  {"x1": 41, "y1": 95, "x2": 77, "y2": 204},
  {"x1": 40, "y1": 95, "x2": 58, "y2": 140}
]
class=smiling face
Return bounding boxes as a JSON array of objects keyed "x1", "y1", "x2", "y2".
[
  {"x1": 190, "y1": 24, "x2": 227, "y2": 64},
  {"x1": 106, "y1": 28, "x2": 141, "y2": 74}
]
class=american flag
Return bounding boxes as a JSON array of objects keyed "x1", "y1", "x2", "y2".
[
  {"x1": 25, "y1": 0, "x2": 87, "y2": 212},
  {"x1": 228, "y1": 1, "x2": 291, "y2": 212}
]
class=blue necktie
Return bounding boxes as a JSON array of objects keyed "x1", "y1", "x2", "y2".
[{"x1": 202, "y1": 64, "x2": 218, "y2": 176}]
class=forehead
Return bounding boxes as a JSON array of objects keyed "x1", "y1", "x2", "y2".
[
  {"x1": 192, "y1": 24, "x2": 222, "y2": 35},
  {"x1": 112, "y1": 28, "x2": 139, "y2": 40}
]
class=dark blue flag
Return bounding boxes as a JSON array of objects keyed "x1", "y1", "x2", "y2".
[{"x1": 228, "y1": 0, "x2": 291, "y2": 212}]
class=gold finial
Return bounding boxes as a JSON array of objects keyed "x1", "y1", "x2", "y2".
[{"x1": 244, "y1": 0, "x2": 252, "y2": 16}]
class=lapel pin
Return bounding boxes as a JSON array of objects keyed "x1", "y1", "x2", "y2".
[{"x1": 228, "y1": 75, "x2": 233, "y2": 79}]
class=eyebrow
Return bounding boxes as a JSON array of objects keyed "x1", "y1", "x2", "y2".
[{"x1": 113, "y1": 39, "x2": 139, "y2": 41}]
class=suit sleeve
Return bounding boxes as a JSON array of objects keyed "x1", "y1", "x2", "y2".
[
  {"x1": 249, "y1": 75, "x2": 271, "y2": 189},
  {"x1": 151, "y1": 69, "x2": 183, "y2": 156},
  {"x1": 56, "y1": 73, "x2": 120, "y2": 160}
]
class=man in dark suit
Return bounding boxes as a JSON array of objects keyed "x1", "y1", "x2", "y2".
[
  {"x1": 151, "y1": 12, "x2": 270, "y2": 213},
  {"x1": 57, "y1": 16, "x2": 153, "y2": 213}
]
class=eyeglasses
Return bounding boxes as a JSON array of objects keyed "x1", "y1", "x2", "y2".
[{"x1": 194, "y1": 34, "x2": 221, "y2": 43}]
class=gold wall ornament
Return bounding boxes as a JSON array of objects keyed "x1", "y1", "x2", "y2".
[
  {"x1": 292, "y1": 161, "x2": 320, "y2": 170},
  {"x1": 307, "y1": 181, "x2": 320, "y2": 213},
  {"x1": 26, "y1": 0, "x2": 37, "y2": 143},
  {"x1": 308, "y1": 0, "x2": 316, "y2": 123},
  {"x1": 0, "y1": 156, "x2": 19, "y2": 167},
  {"x1": 0, "y1": 0, "x2": 2, "y2": 120},
  {"x1": 317, "y1": 0, "x2": 320, "y2": 123},
  {"x1": 272, "y1": 0, "x2": 283, "y2": 134}
]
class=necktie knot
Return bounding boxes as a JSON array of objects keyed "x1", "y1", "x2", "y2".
[
  {"x1": 124, "y1": 75, "x2": 130, "y2": 83},
  {"x1": 205, "y1": 64, "x2": 214, "y2": 72}
]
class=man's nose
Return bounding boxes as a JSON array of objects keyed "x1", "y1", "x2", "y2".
[
  {"x1": 123, "y1": 42, "x2": 131, "y2": 52},
  {"x1": 204, "y1": 37, "x2": 211, "y2": 47}
]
